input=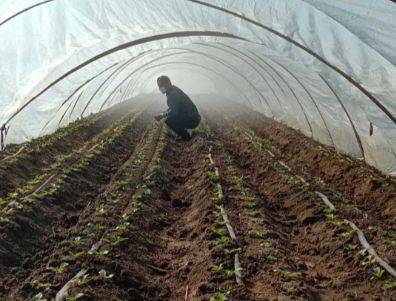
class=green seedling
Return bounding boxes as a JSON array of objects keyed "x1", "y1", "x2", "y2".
[
  {"x1": 0, "y1": 217, "x2": 10, "y2": 225},
  {"x1": 249, "y1": 230, "x2": 267, "y2": 239},
  {"x1": 71, "y1": 236, "x2": 81, "y2": 247},
  {"x1": 103, "y1": 235, "x2": 128, "y2": 247},
  {"x1": 226, "y1": 270, "x2": 235, "y2": 277},
  {"x1": 116, "y1": 221, "x2": 130, "y2": 232},
  {"x1": 32, "y1": 280, "x2": 51, "y2": 291},
  {"x1": 369, "y1": 226, "x2": 393, "y2": 238},
  {"x1": 7, "y1": 192, "x2": 17, "y2": 200},
  {"x1": 362, "y1": 255, "x2": 376, "y2": 267},
  {"x1": 254, "y1": 218, "x2": 265, "y2": 226},
  {"x1": 260, "y1": 241, "x2": 272, "y2": 249},
  {"x1": 210, "y1": 263, "x2": 225, "y2": 272},
  {"x1": 212, "y1": 225, "x2": 226, "y2": 236},
  {"x1": 0, "y1": 198, "x2": 6, "y2": 206},
  {"x1": 97, "y1": 204, "x2": 106, "y2": 216},
  {"x1": 315, "y1": 178, "x2": 326, "y2": 188},
  {"x1": 212, "y1": 190, "x2": 222, "y2": 203},
  {"x1": 117, "y1": 179, "x2": 129, "y2": 187},
  {"x1": 89, "y1": 249, "x2": 109, "y2": 257},
  {"x1": 210, "y1": 292, "x2": 229, "y2": 301},
  {"x1": 300, "y1": 183, "x2": 310, "y2": 192},
  {"x1": 245, "y1": 201, "x2": 257, "y2": 209},
  {"x1": 207, "y1": 172, "x2": 220, "y2": 183},
  {"x1": 224, "y1": 248, "x2": 241, "y2": 255},
  {"x1": 324, "y1": 208, "x2": 335, "y2": 221},
  {"x1": 330, "y1": 219, "x2": 347, "y2": 227},
  {"x1": 213, "y1": 205, "x2": 222, "y2": 217},
  {"x1": 263, "y1": 254, "x2": 277, "y2": 262},
  {"x1": 122, "y1": 213, "x2": 130, "y2": 221},
  {"x1": 66, "y1": 293, "x2": 84, "y2": 301},
  {"x1": 372, "y1": 266, "x2": 385, "y2": 280},
  {"x1": 233, "y1": 175, "x2": 243, "y2": 190},
  {"x1": 72, "y1": 251, "x2": 85, "y2": 258},
  {"x1": 245, "y1": 210, "x2": 259, "y2": 218},
  {"x1": 33, "y1": 293, "x2": 47, "y2": 301},
  {"x1": 346, "y1": 243, "x2": 359, "y2": 251},
  {"x1": 76, "y1": 274, "x2": 89, "y2": 286},
  {"x1": 99, "y1": 269, "x2": 114, "y2": 279},
  {"x1": 90, "y1": 223, "x2": 104, "y2": 234},
  {"x1": 143, "y1": 188, "x2": 152, "y2": 197},
  {"x1": 338, "y1": 230, "x2": 356, "y2": 239},
  {"x1": 276, "y1": 268, "x2": 299, "y2": 280},
  {"x1": 216, "y1": 235, "x2": 229, "y2": 245},
  {"x1": 384, "y1": 280, "x2": 396, "y2": 289},
  {"x1": 216, "y1": 220, "x2": 226, "y2": 227},
  {"x1": 283, "y1": 286, "x2": 298, "y2": 296},
  {"x1": 49, "y1": 262, "x2": 69, "y2": 274}
]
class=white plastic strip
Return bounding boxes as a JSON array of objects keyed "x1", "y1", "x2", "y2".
[
  {"x1": 55, "y1": 269, "x2": 88, "y2": 301},
  {"x1": 315, "y1": 191, "x2": 335, "y2": 211},
  {"x1": 347, "y1": 221, "x2": 396, "y2": 278}
]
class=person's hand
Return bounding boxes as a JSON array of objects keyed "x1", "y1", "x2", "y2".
[{"x1": 154, "y1": 114, "x2": 164, "y2": 122}]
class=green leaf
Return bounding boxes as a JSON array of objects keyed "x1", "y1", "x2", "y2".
[
  {"x1": 49, "y1": 262, "x2": 69, "y2": 274},
  {"x1": 260, "y1": 241, "x2": 272, "y2": 249},
  {"x1": 263, "y1": 254, "x2": 277, "y2": 262}
]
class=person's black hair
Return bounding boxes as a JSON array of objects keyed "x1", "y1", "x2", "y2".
[{"x1": 157, "y1": 75, "x2": 171, "y2": 86}]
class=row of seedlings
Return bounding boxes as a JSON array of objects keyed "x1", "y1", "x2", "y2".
[
  {"x1": 0, "y1": 113, "x2": 140, "y2": 225},
  {"x1": 32, "y1": 123, "x2": 166, "y2": 301},
  {"x1": 206, "y1": 141, "x2": 243, "y2": 301},
  {"x1": 0, "y1": 109, "x2": 114, "y2": 165},
  {"x1": 221, "y1": 151, "x2": 302, "y2": 297},
  {"x1": 242, "y1": 128, "x2": 396, "y2": 288}
]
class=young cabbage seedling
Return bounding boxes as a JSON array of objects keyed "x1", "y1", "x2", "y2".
[
  {"x1": 245, "y1": 210, "x2": 260, "y2": 218},
  {"x1": 210, "y1": 263, "x2": 225, "y2": 272},
  {"x1": 362, "y1": 255, "x2": 376, "y2": 267},
  {"x1": 260, "y1": 241, "x2": 272, "y2": 249},
  {"x1": 76, "y1": 274, "x2": 89, "y2": 286},
  {"x1": 338, "y1": 230, "x2": 356, "y2": 239},
  {"x1": 372, "y1": 266, "x2": 385, "y2": 280},
  {"x1": 210, "y1": 289, "x2": 231, "y2": 301},
  {"x1": 263, "y1": 254, "x2": 277, "y2": 262},
  {"x1": 276, "y1": 268, "x2": 300, "y2": 280},
  {"x1": 49, "y1": 262, "x2": 69, "y2": 274},
  {"x1": 345, "y1": 243, "x2": 359, "y2": 251},
  {"x1": 71, "y1": 236, "x2": 81, "y2": 247},
  {"x1": 97, "y1": 204, "x2": 106, "y2": 216},
  {"x1": 216, "y1": 235, "x2": 229, "y2": 245},
  {"x1": 249, "y1": 230, "x2": 267, "y2": 239},
  {"x1": 384, "y1": 280, "x2": 396, "y2": 289},
  {"x1": 0, "y1": 217, "x2": 9, "y2": 225},
  {"x1": 207, "y1": 172, "x2": 220, "y2": 183}
]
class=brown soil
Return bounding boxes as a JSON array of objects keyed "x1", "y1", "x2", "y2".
[{"x1": 0, "y1": 100, "x2": 394, "y2": 300}]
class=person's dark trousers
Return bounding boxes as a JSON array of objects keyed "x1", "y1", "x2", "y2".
[{"x1": 165, "y1": 114, "x2": 201, "y2": 140}]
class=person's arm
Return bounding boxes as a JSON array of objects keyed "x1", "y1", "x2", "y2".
[
  {"x1": 154, "y1": 108, "x2": 170, "y2": 121},
  {"x1": 165, "y1": 92, "x2": 181, "y2": 119}
]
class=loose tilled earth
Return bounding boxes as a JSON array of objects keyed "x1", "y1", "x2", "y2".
[{"x1": 0, "y1": 99, "x2": 395, "y2": 300}]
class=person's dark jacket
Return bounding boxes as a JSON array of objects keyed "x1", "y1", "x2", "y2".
[{"x1": 164, "y1": 86, "x2": 200, "y2": 121}]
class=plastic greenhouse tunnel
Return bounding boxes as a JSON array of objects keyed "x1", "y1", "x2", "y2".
[{"x1": 0, "y1": 1, "x2": 395, "y2": 300}]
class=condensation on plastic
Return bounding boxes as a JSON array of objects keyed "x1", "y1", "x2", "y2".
[{"x1": 0, "y1": 0, "x2": 395, "y2": 176}]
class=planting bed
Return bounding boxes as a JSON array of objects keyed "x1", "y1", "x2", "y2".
[{"x1": 0, "y1": 99, "x2": 394, "y2": 300}]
